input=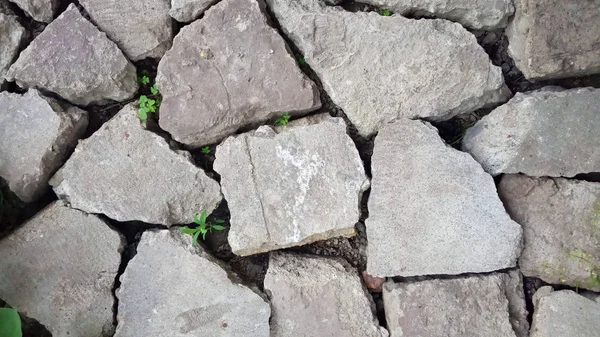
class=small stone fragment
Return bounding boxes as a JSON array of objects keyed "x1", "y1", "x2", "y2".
[
  {"x1": 265, "y1": 253, "x2": 387, "y2": 337},
  {"x1": 7, "y1": 0, "x2": 57, "y2": 22},
  {"x1": 51, "y1": 103, "x2": 222, "y2": 226},
  {"x1": 6, "y1": 4, "x2": 138, "y2": 106},
  {"x1": 0, "y1": 13, "x2": 26, "y2": 87},
  {"x1": 0, "y1": 201, "x2": 124, "y2": 337},
  {"x1": 214, "y1": 115, "x2": 368, "y2": 256},
  {"x1": 114, "y1": 230, "x2": 270, "y2": 337},
  {"x1": 362, "y1": 271, "x2": 385, "y2": 293},
  {"x1": 169, "y1": 0, "x2": 215, "y2": 22}
]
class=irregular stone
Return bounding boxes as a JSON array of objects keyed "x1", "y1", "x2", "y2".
[
  {"x1": 51, "y1": 103, "x2": 222, "y2": 226},
  {"x1": 265, "y1": 253, "x2": 387, "y2": 337},
  {"x1": 265, "y1": 0, "x2": 508, "y2": 137},
  {"x1": 499, "y1": 175, "x2": 600, "y2": 292},
  {"x1": 6, "y1": 4, "x2": 138, "y2": 106},
  {"x1": 506, "y1": 0, "x2": 600, "y2": 80},
  {"x1": 214, "y1": 115, "x2": 368, "y2": 256},
  {"x1": 114, "y1": 230, "x2": 270, "y2": 337},
  {"x1": 157, "y1": 0, "x2": 320, "y2": 148},
  {"x1": 502, "y1": 270, "x2": 530, "y2": 337},
  {"x1": 463, "y1": 87, "x2": 600, "y2": 177},
  {"x1": 79, "y1": 0, "x2": 173, "y2": 60},
  {"x1": 169, "y1": 0, "x2": 215, "y2": 22},
  {"x1": 0, "y1": 90, "x2": 87, "y2": 202},
  {"x1": 366, "y1": 118, "x2": 522, "y2": 277},
  {"x1": 0, "y1": 13, "x2": 26, "y2": 87},
  {"x1": 7, "y1": 0, "x2": 57, "y2": 22},
  {"x1": 0, "y1": 201, "x2": 124, "y2": 337}
]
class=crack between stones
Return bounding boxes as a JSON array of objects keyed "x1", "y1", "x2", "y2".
[{"x1": 243, "y1": 135, "x2": 272, "y2": 243}]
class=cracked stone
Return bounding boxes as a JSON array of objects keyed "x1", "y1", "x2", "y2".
[
  {"x1": 0, "y1": 13, "x2": 26, "y2": 87},
  {"x1": 169, "y1": 0, "x2": 216, "y2": 22},
  {"x1": 7, "y1": 0, "x2": 57, "y2": 22}
]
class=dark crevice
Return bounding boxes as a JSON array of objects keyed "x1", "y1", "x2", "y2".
[{"x1": 389, "y1": 266, "x2": 517, "y2": 284}]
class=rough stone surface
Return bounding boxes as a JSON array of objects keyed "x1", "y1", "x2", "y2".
[
  {"x1": 366, "y1": 119, "x2": 522, "y2": 277},
  {"x1": 0, "y1": 90, "x2": 88, "y2": 202},
  {"x1": 265, "y1": 253, "x2": 388, "y2": 337},
  {"x1": 79, "y1": 0, "x2": 173, "y2": 60},
  {"x1": 157, "y1": 0, "x2": 320, "y2": 148},
  {"x1": 499, "y1": 175, "x2": 600, "y2": 292},
  {"x1": 169, "y1": 0, "x2": 215, "y2": 22},
  {"x1": 265, "y1": 0, "x2": 508, "y2": 137},
  {"x1": 51, "y1": 103, "x2": 222, "y2": 226},
  {"x1": 463, "y1": 87, "x2": 600, "y2": 177},
  {"x1": 114, "y1": 230, "x2": 270, "y2": 337},
  {"x1": 0, "y1": 201, "x2": 124, "y2": 337},
  {"x1": 0, "y1": 13, "x2": 26, "y2": 87},
  {"x1": 214, "y1": 115, "x2": 368, "y2": 256},
  {"x1": 506, "y1": 0, "x2": 600, "y2": 80},
  {"x1": 7, "y1": 0, "x2": 57, "y2": 22},
  {"x1": 6, "y1": 4, "x2": 138, "y2": 106}
]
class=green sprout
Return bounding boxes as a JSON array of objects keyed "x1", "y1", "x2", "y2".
[
  {"x1": 138, "y1": 75, "x2": 150, "y2": 86},
  {"x1": 180, "y1": 210, "x2": 226, "y2": 245},
  {"x1": 150, "y1": 83, "x2": 159, "y2": 95},
  {"x1": 201, "y1": 146, "x2": 211, "y2": 154},
  {"x1": 0, "y1": 308, "x2": 21, "y2": 337},
  {"x1": 138, "y1": 95, "x2": 158, "y2": 121},
  {"x1": 275, "y1": 112, "x2": 291, "y2": 126},
  {"x1": 381, "y1": 9, "x2": 392, "y2": 16},
  {"x1": 298, "y1": 57, "x2": 306, "y2": 65}
]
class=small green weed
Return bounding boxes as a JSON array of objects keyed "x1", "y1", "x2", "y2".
[
  {"x1": 570, "y1": 248, "x2": 600, "y2": 286},
  {"x1": 201, "y1": 146, "x2": 211, "y2": 154},
  {"x1": 381, "y1": 9, "x2": 392, "y2": 16},
  {"x1": 138, "y1": 69, "x2": 151, "y2": 86},
  {"x1": 298, "y1": 57, "x2": 306, "y2": 65},
  {"x1": 275, "y1": 112, "x2": 291, "y2": 126},
  {"x1": 138, "y1": 95, "x2": 158, "y2": 121},
  {"x1": 180, "y1": 210, "x2": 226, "y2": 245},
  {"x1": 0, "y1": 308, "x2": 21, "y2": 337},
  {"x1": 137, "y1": 70, "x2": 161, "y2": 121}
]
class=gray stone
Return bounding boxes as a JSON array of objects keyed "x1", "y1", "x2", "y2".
[
  {"x1": 6, "y1": 4, "x2": 138, "y2": 106},
  {"x1": 265, "y1": 253, "x2": 388, "y2": 337},
  {"x1": 463, "y1": 87, "x2": 600, "y2": 177},
  {"x1": 7, "y1": 0, "x2": 57, "y2": 22},
  {"x1": 366, "y1": 118, "x2": 522, "y2": 277},
  {"x1": 502, "y1": 270, "x2": 531, "y2": 337},
  {"x1": 506, "y1": 0, "x2": 600, "y2": 80},
  {"x1": 0, "y1": 13, "x2": 26, "y2": 87},
  {"x1": 157, "y1": 0, "x2": 320, "y2": 148},
  {"x1": 169, "y1": 0, "x2": 215, "y2": 22},
  {"x1": 214, "y1": 115, "x2": 368, "y2": 256},
  {"x1": 0, "y1": 90, "x2": 88, "y2": 202},
  {"x1": 114, "y1": 230, "x2": 270, "y2": 337},
  {"x1": 51, "y1": 103, "x2": 222, "y2": 226},
  {"x1": 265, "y1": 0, "x2": 508, "y2": 137},
  {"x1": 0, "y1": 201, "x2": 124, "y2": 337},
  {"x1": 79, "y1": 0, "x2": 173, "y2": 60},
  {"x1": 499, "y1": 175, "x2": 600, "y2": 292}
]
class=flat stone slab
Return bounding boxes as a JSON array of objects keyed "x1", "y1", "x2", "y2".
[
  {"x1": 157, "y1": 0, "x2": 320, "y2": 148},
  {"x1": 6, "y1": 4, "x2": 138, "y2": 106},
  {"x1": 7, "y1": 0, "x2": 57, "y2": 22},
  {"x1": 51, "y1": 103, "x2": 222, "y2": 226},
  {"x1": 499, "y1": 175, "x2": 600, "y2": 292},
  {"x1": 366, "y1": 118, "x2": 522, "y2": 277},
  {"x1": 114, "y1": 230, "x2": 270, "y2": 337},
  {"x1": 169, "y1": 0, "x2": 215, "y2": 22},
  {"x1": 265, "y1": 253, "x2": 388, "y2": 337},
  {"x1": 506, "y1": 0, "x2": 600, "y2": 80},
  {"x1": 0, "y1": 201, "x2": 124, "y2": 337},
  {"x1": 463, "y1": 87, "x2": 600, "y2": 177},
  {"x1": 0, "y1": 13, "x2": 26, "y2": 87},
  {"x1": 0, "y1": 90, "x2": 88, "y2": 202},
  {"x1": 214, "y1": 115, "x2": 368, "y2": 256},
  {"x1": 265, "y1": 0, "x2": 508, "y2": 137}
]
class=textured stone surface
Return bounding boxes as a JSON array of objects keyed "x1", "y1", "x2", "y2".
[
  {"x1": 506, "y1": 0, "x2": 600, "y2": 80},
  {"x1": 0, "y1": 90, "x2": 88, "y2": 202},
  {"x1": 265, "y1": 253, "x2": 387, "y2": 337},
  {"x1": 463, "y1": 87, "x2": 600, "y2": 177},
  {"x1": 0, "y1": 13, "x2": 26, "y2": 87},
  {"x1": 366, "y1": 119, "x2": 522, "y2": 277},
  {"x1": 79, "y1": 0, "x2": 173, "y2": 60},
  {"x1": 51, "y1": 103, "x2": 222, "y2": 226},
  {"x1": 157, "y1": 0, "x2": 320, "y2": 148},
  {"x1": 6, "y1": 4, "x2": 138, "y2": 106},
  {"x1": 169, "y1": 0, "x2": 215, "y2": 22},
  {"x1": 214, "y1": 115, "x2": 368, "y2": 256},
  {"x1": 7, "y1": 0, "x2": 57, "y2": 22},
  {"x1": 499, "y1": 175, "x2": 600, "y2": 292},
  {"x1": 265, "y1": 0, "x2": 508, "y2": 137},
  {"x1": 0, "y1": 201, "x2": 124, "y2": 337},
  {"x1": 114, "y1": 230, "x2": 270, "y2": 337}
]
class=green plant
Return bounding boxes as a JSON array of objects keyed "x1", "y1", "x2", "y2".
[
  {"x1": 138, "y1": 69, "x2": 150, "y2": 86},
  {"x1": 138, "y1": 95, "x2": 158, "y2": 121},
  {"x1": 570, "y1": 248, "x2": 600, "y2": 286},
  {"x1": 298, "y1": 57, "x2": 306, "y2": 65},
  {"x1": 180, "y1": 210, "x2": 226, "y2": 245},
  {"x1": 0, "y1": 308, "x2": 22, "y2": 337},
  {"x1": 381, "y1": 9, "x2": 392, "y2": 16},
  {"x1": 201, "y1": 146, "x2": 211, "y2": 154},
  {"x1": 275, "y1": 112, "x2": 291, "y2": 126}
]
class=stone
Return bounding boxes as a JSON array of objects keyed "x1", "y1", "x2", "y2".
[
  {"x1": 0, "y1": 201, "x2": 124, "y2": 337},
  {"x1": 79, "y1": 0, "x2": 173, "y2": 60},
  {"x1": 114, "y1": 230, "x2": 270, "y2": 337},
  {"x1": 0, "y1": 13, "x2": 26, "y2": 87},
  {"x1": 7, "y1": 0, "x2": 57, "y2": 22},
  {"x1": 50, "y1": 103, "x2": 222, "y2": 226},
  {"x1": 214, "y1": 115, "x2": 368, "y2": 256},
  {"x1": 506, "y1": 0, "x2": 600, "y2": 80},
  {"x1": 169, "y1": 0, "x2": 215, "y2": 22},
  {"x1": 265, "y1": 0, "x2": 508, "y2": 137},
  {"x1": 264, "y1": 253, "x2": 387, "y2": 337},
  {"x1": 156, "y1": 0, "x2": 321, "y2": 148},
  {"x1": 366, "y1": 118, "x2": 522, "y2": 277},
  {"x1": 0, "y1": 90, "x2": 88, "y2": 202},
  {"x1": 6, "y1": 4, "x2": 138, "y2": 106},
  {"x1": 462, "y1": 87, "x2": 600, "y2": 177},
  {"x1": 499, "y1": 175, "x2": 600, "y2": 292}
]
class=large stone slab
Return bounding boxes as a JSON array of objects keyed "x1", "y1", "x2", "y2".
[
  {"x1": 169, "y1": 0, "x2": 215, "y2": 22},
  {"x1": 499, "y1": 175, "x2": 600, "y2": 292},
  {"x1": 51, "y1": 103, "x2": 222, "y2": 226},
  {"x1": 366, "y1": 118, "x2": 522, "y2": 277},
  {"x1": 7, "y1": 0, "x2": 57, "y2": 22},
  {"x1": 0, "y1": 13, "x2": 26, "y2": 87},
  {"x1": 0, "y1": 201, "x2": 124, "y2": 337},
  {"x1": 214, "y1": 115, "x2": 368, "y2": 256},
  {"x1": 506, "y1": 0, "x2": 600, "y2": 80},
  {"x1": 265, "y1": 0, "x2": 508, "y2": 137},
  {"x1": 157, "y1": 0, "x2": 320, "y2": 148},
  {"x1": 114, "y1": 230, "x2": 270, "y2": 337},
  {"x1": 6, "y1": 4, "x2": 138, "y2": 106},
  {"x1": 265, "y1": 253, "x2": 387, "y2": 337}
]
